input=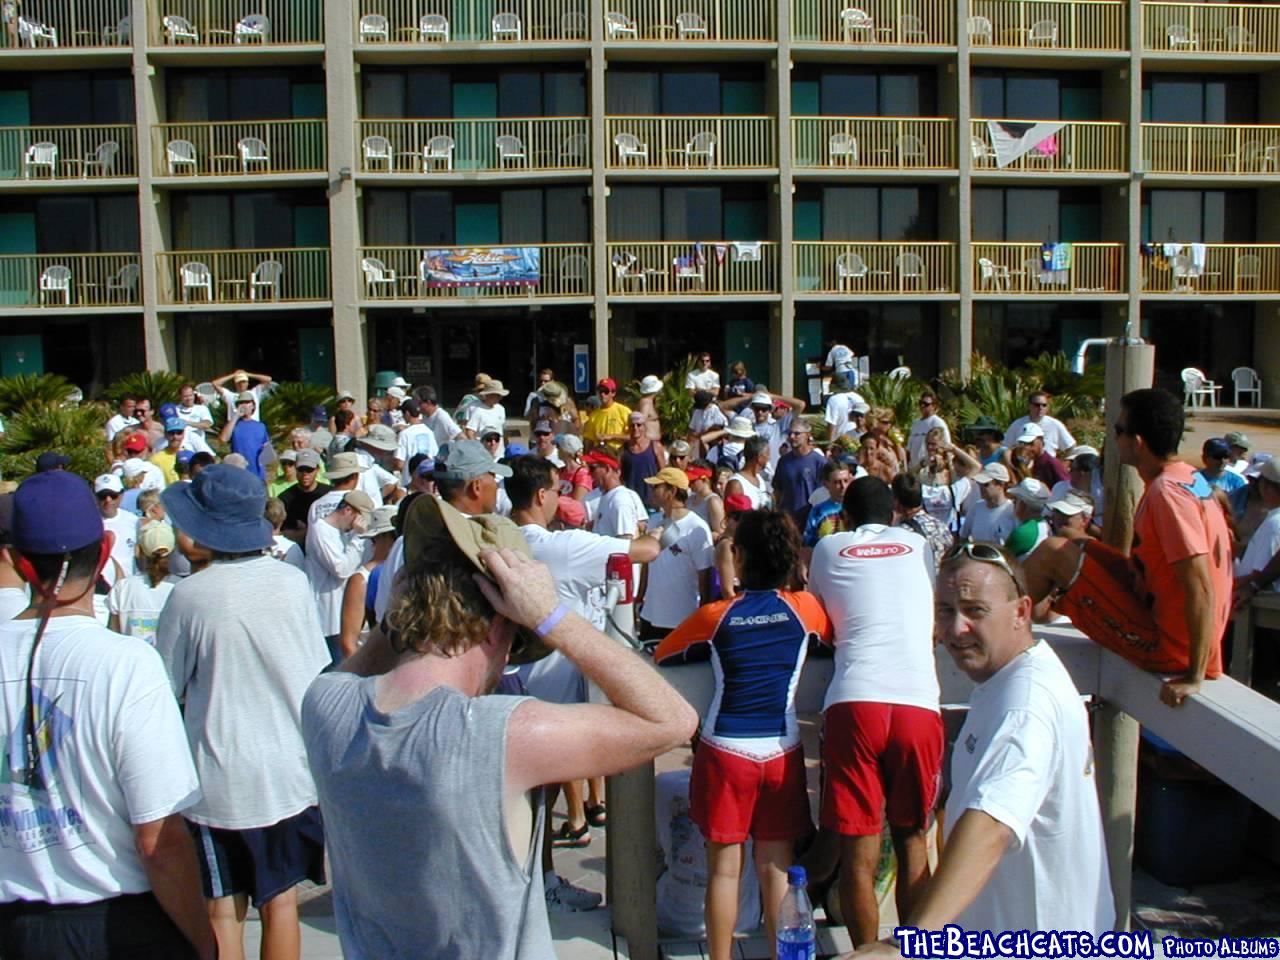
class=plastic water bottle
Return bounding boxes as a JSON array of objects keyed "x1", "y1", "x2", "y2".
[{"x1": 776, "y1": 865, "x2": 816, "y2": 960}]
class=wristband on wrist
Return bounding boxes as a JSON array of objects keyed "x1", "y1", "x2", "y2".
[{"x1": 535, "y1": 602, "x2": 570, "y2": 638}]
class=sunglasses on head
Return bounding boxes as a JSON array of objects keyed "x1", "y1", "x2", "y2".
[{"x1": 941, "y1": 542, "x2": 1025, "y2": 596}]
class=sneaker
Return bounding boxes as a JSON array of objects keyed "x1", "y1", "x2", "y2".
[{"x1": 545, "y1": 875, "x2": 602, "y2": 913}]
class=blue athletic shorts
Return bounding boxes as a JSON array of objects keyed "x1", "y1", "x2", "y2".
[{"x1": 189, "y1": 805, "x2": 325, "y2": 907}]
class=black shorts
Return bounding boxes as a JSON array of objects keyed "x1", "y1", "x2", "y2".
[
  {"x1": 0, "y1": 891, "x2": 196, "y2": 960},
  {"x1": 189, "y1": 806, "x2": 326, "y2": 907}
]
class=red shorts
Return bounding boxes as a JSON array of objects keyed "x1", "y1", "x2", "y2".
[
  {"x1": 1056, "y1": 540, "x2": 1221, "y2": 678},
  {"x1": 820, "y1": 701, "x2": 942, "y2": 836},
  {"x1": 689, "y1": 741, "x2": 813, "y2": 845}
]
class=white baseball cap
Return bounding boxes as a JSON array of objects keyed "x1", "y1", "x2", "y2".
[
  {"x1": 94, "y1": 473, "x2": 124, "y2": 495},
  {"x1": 974, "y1": 463, "x2": 1011, "y2": 485},
  {"x1": 1064, "y1": 445, "x2": 1099, "y2": 460},
  {"x1": 1048, "y1": 492, "x2": 1091, "y2": 517},
  {"x1": 1008, "y1": 477, "x2": 1050, "y2": 506},
  {"x1": 1015, "y1": 422, "x2": 1045, "y2": 444}
]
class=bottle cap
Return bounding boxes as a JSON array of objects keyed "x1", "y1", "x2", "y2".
[{"x1": 787, "y1": 865, "x2": 807, "y2": 885}]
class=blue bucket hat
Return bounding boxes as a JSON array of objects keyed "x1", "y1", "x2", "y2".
[
  {"x1": 13, "y1": 472, "x2": 103, "y2": 555},
  {"x1": 161, "y1": 463, "x2": 273, "y2": 554}
]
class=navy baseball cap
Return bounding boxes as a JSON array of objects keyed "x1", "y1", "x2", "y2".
[
  {"x1": 13, "y1": 472, "x2": 103, "y2": 554},
  {"x1": 34, "y1": 451, "x2": 70, "y2": 473},
  {"x1": 158, "y1": 402, "x2": 179, "y2": 420},
  {"x1": 1203, "y1": 438, "x2": 1232, "y2": 459}
]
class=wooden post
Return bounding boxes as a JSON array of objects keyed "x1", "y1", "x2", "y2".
[
  {"x1": 1094, "y1": 338, "x2": 1154, "y2": 930},
  {"x1": 606, "y1": 762, "x2": 659, "y2": 960}
]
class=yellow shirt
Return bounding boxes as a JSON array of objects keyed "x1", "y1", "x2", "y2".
[
  {"x1": 149, "y1": 450, "x2": 178, "y2": 486},
  {"x1": 583, "y1": 402, "x2": 633, "y2": 449}
]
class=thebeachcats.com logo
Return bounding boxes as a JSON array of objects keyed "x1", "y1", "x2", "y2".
[{"x1": 895, "y1": 925, "x2": 1157, "y2": 959}]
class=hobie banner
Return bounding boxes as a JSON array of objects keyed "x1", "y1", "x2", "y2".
[{"x1": 421, "y1": 247, "x2": 541, "y2": 287}]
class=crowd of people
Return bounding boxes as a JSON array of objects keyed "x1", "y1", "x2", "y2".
[{"x1": 0, "y1": 352, "x2": 1266, "y2": 960}]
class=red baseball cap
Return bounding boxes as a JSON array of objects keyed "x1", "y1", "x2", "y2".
[
  {"x1": 582, "y1": 450, "x2": 620, "y2": 470},
  {"x1": 597, "y1": 378, "x2": 617, "y2": 393},
  {"x1": 123, "y1": 433, "x2": 148, "y2": 454},
  {"x1": 724, "y1": 493, "x2": 754, "y2": 515},
  {"x1": 555, "y1": 495, "x2": 587, "y2": 529},
  {"x1": 686, "y1": 465, "x2": 713, "y2": 482}
]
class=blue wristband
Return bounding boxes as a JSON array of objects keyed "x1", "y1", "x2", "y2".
[{"x1": 535, "y1": 602, "x2": 570, "y2": 638}]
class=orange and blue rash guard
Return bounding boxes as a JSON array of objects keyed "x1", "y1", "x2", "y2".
[{"x1": 655, "y1": 590, "x2": 832, "y2": 760}]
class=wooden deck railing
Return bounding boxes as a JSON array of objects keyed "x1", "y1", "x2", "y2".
[
  {"x1": 792, "y1": 117, "x2": 956, "y2": 170},
  {"x1": 604, "y1": 117, "x2": 777, "y2": 169},
  {"x1": 605, "y1": 242, "x2": 779, "y2": 295},
  {"x1": 1142, "y1": 123, "x2": 1280, "y2": 176},
  {"x1": 0, "y1": 124, "x2": 136, "y2": 180},
  {"x1": 0, "y1": 0, "x2": 131, "y2": 48},
  {"x1": 155, "y1": 249, "x2": 330, "y2": 304},
  {"x1": 357, "y1": 244, "x2": 593, "y2": 301},
  {"x1": 1140, "y1": 244, "x2": 1280, "y2": 294},
  {"x1": 1142, "y1": 1, "x2": 1280, "y2": 53},
  {"x1": 602, "y1": 0, "x2": 776, "y2": 41},
  {"x1": 966, "y1": 0, "x2": 1127, "y2": 50},
  {"x1": 355, "y1": 118, "x2": 590, "y2": 174},
  {"x1": 145, "y1": 0, "x2": 323, "y2": 45},
  {"x1": 971, "y1": 119, "x2": 1126, "y2": 173},
  {"x1": 791, "y1": 0, "x2": 955, "y2": 45},
  {"x1": 793, "y1": 241, "x2": 957, "y2": 294},
  {"x1": 353, "y1": 0, "x2": 587, "y2": 42},
  {"x1": 152, "y1": 120, "x2": 326, "y2": 177},
  {"x1": 0, "y1": 253, "x2": 142, "y2": 308},
  {"x1": 973, "y1": 242, "x2": 1125, "y2": 294}
]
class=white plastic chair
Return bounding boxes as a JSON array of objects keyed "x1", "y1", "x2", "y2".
[
  {"x1": 836, "y1": 252, "x2": 867, "y2": 288},
  {"x1": 362, "y1": 258, "x2": 398, "y2": 296},
  {"x1": 363, "y1": 135, "x2": 392, "y2": 171},
  {"x1": 967, "y1": 15, "x2": 992, "y2": 43},
  {"x1": 166, "y1": 139, "x2": 197, "y2": 175},
  {"x1": 235, "y1": 14, "x2": 270, "y2": 43},
  {"x1": 1023, "y1": 257, "x2": 1047, "y2": 289},
  {"x1": 359, "y1": 14, "x2": 389, "y2": 42},
  {"x1": 612, "y1": 252, "x2": 647, "y2": 290},
  {"x1": 888, "y1": 366, "x2": 912, "y2": 381},
  {"x1": 39, "y1": 266, "x2": 71, "y2": 305},
  {"x1": 163, "y1": 15, "x2": 199, "y2": 43},
  {"x1": 180, "y1": 261, "x2": 213, "y2": 301},
  {"x1": 23, "y1": 142, "x2": 57, "y2": 179},
  {"x1": 897, "y1": 134, "x2": 926, "y2": 164},
  {"x1": 492, "y1": 12, "x2": 522, "y2": 41},
  {"x1": 237, "y1": 137, "x2": 269, "y2": 173},
  {"x1": 106, "y1": 263, "x2": 140, "y2": 302},
  {"x1": 559, "y1": 254, "x2": 590, "y2": 292},
  {"x1": 424, "y1": 135, "x2": 455, "y2": 170},
  {"x1": 84, "y1": 141, "x2": 119, "y2": 176},
  {"x1": 978, "y1": 258, "x2": 1009, "y2": 290},
  {"x1": 682, "y1": 132, "x2": 716, "y2": 166},
  {"x1": 1223, "y1": 25, "x2": 1255, "y2": 51},
  {"x1": 1027, "y1": 19, "x2": 1058, "y2": 45},
  {"x1": 496, "y1": 135, "x2": 526, "y2": 166},
  {"x1": 104, "y1": 14, "x2": 131, "y2": 44},
  {"x1": 1181, "y1": 368, "x2": 1219, "y2": 408},
  {"x1": 896, "y1": 252, "x2": 925, "y2": 288},
  {"x1": 1166, "y1": 23, "x2": 1198, "y2": 49},
  {"x1": 898, "y1": 14, "x2": 926, "y2": 42},
  {"x1": 420, "y1": 14, "x2": 449, "y2": 41},
  {"x1": 676, "y1": 12, "x2": 707, "y2": 38},
  {"x1": 1236, "y1": 254, "x2": 1262, "y2": 290},
  {"x1": 250, "y1": 260, "x2": 283, "y2": 300},
  {"x1": 559, "y1": 133, "x2": 588, "y2": 165},
  {"x1": 1239, "y1": 142, "x2": 1274, "y2": 173},
  {"x1": 614, "y1": 132, "x2": 649, "y2": 165},
  {"x1": 840, "y1": 8, "x2": 875, "y2": 41},
  {"x1": 673, "y1": 253, "x2": 705, "y2": 289},
  {"x1": 1232, "y1": 367, "x2": 1262, "y2": 408},
  {"x1": 829, "y1": 133, "x2": 858, "y2": 165},
  {"x1": 18, "y1": 17, "x2": 58, "y2": 47},
  {"x1": 971, "y1": 135, "x2": 996, "y2": 165},
  {"x1": 606, "y1": 12, "x2": 638, "y2": 39},
  {"x1": 1170, "y1": 253, "x2": 1197, "y2": 291}
]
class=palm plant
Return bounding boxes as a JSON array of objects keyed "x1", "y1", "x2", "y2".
[
  {"x1": 104, "y1": 371, "x2": 189, "y2": 408},
  {"x1": 0, "y1": 403, "x2": 113, "y2": 481},
  {"x1": 0, "y1": 373, "x2": 78, "y2": 417},
  {"x1": 624, "y1": 355, "x2": 696, "y2": 442},
  {"x1": 857, "y1": 373, "x2": 929, "y2": 433},
  {"x1": 259, "y1": 382, "x2": 334, "y2": 444}
]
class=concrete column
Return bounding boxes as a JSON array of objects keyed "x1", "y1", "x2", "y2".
[
  {"x1": 1101, "y1": 341, "x2": 1154, "y2": 552},
  {"x1": 950, "y1": 0, "x2": 973, "y2": 376},
  {"x1": 589, "y1": 0, "x2": 610, "y2": 382},
  {"x1": 775, "y1": 3, "x2": 795, "y2": 397},
  {"x1": 1125, "y1": 6, "x2": 1144, "y2": 338},
  {"x1": 1253, "y1": 304, "x2": 1280, "y2": 407},
  {"x1": 324, "y1": 1, "x2": 367, "y2": 404},
  {"x1": 132, "y1": 0, "x2": 174, "y2": 371}
]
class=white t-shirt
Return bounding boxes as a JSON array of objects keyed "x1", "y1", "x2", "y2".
[
  {"x1": 825, "y1": 344, "x2": 856, "y2": 374},
  {"x1": 920, "y1": 476, "x2": 972, "y2": 534},
  {"x1": 155, "y1": 555, "x2": 330, "y2": 830},
  {"x1": 907, "y1": 414, "x2": 950, "y2": 468},
  {"x1": 373, "y1": 535, "x2": 405, "y2": 622},
  {"x1": 808, "y1": 524, "x2": 939, "y2": 712},
  {"x1": 688, "y1": 405, "x2": 728, "y2": 436},
  {"x1": 961, "y1": 499, "x2": 1018, "y2": 545},
  {"x1": 685, "y1": 368, "x2": 720, "y2": 394},
  {"x1": 594, "y1": 485, "x2": 647, "y2": 538},
  {"x1": 465, "y1": 403, "x2": 506, "y2": 439},
  {"x1": 707, "y1": 440, "x2": 744, "y2": 470},
  {"x1": 729, "y1": 472, "x2": 772, "y2": 509},
  {"x1": 0, "y1": 585, "x2": 30, "y2": 622},
  {"x1": 177, "y1": 403, "x2": 214, "y2": 448},
  {"x1": 423, "y1": 407, "x2": 462, "y2": 448},
  {"x1": 306, "y1": 519, "x2": 367, "y2": 636},
  {"x1": 271, "y1": 534, "x2": 306, "y2": 569},
  {"x1": 105, "y1": 413, "x2": 139, "y2": 442},
  {"x1": 396, "y1": 422, "x2": 439, "y2": 484},
  {"x1": 106, "y1": 574, "x2": 180, "y2": 645},
  {"x1": 824, "y1": 390, "x2": 866, "y2": 429},
  {"x1": 1237, "y1": 506, "x2": 1280, "y2": 589},
  {"x1": 947, "y1": 641, "x2": 1114, "y2": 934},
  {"x1": 640, "y1": 511, "x2": 714, "y2": 629},
  {"x1": 354, "y1": 451, "x2": 399, "y2": 509},
  {"x1": 102, "y1": 511, "x2": 139, "y2": 587},
  {"x1": 1004, "y1": 415, "x2": 1075, "y2": 457},
  {"x1": 0, "y1": 616, "x2": 199, "y2": 904},
  {"x1": 219, "y1": 384, "x2": 265, "y2": 420},
  {"x1": 754, "y1": 413, "x2": 793, "y2": 474}
]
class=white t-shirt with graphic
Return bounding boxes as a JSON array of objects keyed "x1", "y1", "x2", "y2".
[
  {"x1": 396, "y1": 423, "x2": 439, "y2": 485},
  {"x1": 825, "y1": 344, "x2": 856, "y2": 374},
  {"x1": 640, "y1": 511, "x2": 714, "y2": 629},
  {"x1": 101, "y1": 512, "x2": 139, "y2": 588},
  {"x1": 106, "y1": 574, "x2": 180, "y2": 645}
]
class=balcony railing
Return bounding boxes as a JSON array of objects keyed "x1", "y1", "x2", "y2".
[
  {"x1": 0, "y1": 254, "x2": 141, "y2": 308},
  {"x1": 970, "y1": 119, "x2": 1126, "y2": 173},
  {"x1": 604, "y1": 117, "x2": 777, "y2": 169},
  {"x1": 794, "y1": 242, "x2": 956, "y2": 295},
  {"x1": 155, "y1": 249, "x2": 330, "y2": 304},
  {"x1": 602, "y1": 0, "x2": 776, "y2": 41},
  {"x1": 606, "y1": 242, "x2": 779, "y2": 295},
  {"x1": 1142, "y1": 124, "x2": 1280, "y2": 175},
  {"x1": 791, "y1": 0, "x2": 955, "y2": 45},
  {"x1": 146, "y1": 0, "x2": 323, "y2": 45},
  {"x1": 1141, "y1": 244, "x2": 1280, "y2": 295},
  {"x1": 358, "y1": 245, "x2": 593, "y2": 301},
  {"x1": 973, "y1": 242, "x2": 1124, "y2": 294},
  {"x1": 1142, "y1": 2, "x2": 1280, "y2": 54},
  {"x1": 0, "y1": 0, "x2": 130, "y2": 49},
  {"x1": 353, "y1": 0, "x2": 587, "y2": 43},
  {"x1": 356, "y1": 119, "x2": 589, "y2": 174},
  {"x1": 152, "y1": 121, "x2": 327, "y2": 177},
  {"x1": 0, "y1": 125, "x2": 136, "y2": 180},
  {"x1": 966, "y1": 0, "x2": 1127, "y2": 51},
  {"x1": 792, "y1": 118, "x2": 956, "y2": 170}
]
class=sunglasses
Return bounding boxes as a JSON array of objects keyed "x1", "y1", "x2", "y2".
[
  {"x1": 1030, "y1": 401, "x2": 1049, "y2": 408},
  {"x1": 1113, "y1": 423, "x2": 1127, "y2": 437},
  {"x1": 482, "y1": 436, "x2": 502, "y2": 443},
  {"x1": 941, "y1": 542, "x2": 1025, "y2": 596},
  {"x1": 96, "y1": 491, "x2": 120, "y2": 500}
]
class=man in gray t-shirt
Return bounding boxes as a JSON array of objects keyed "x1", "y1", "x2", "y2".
[{"x1": 302, "y1": 496, "x2": 697, "y2": 959}]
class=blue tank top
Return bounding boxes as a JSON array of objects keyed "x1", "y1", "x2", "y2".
[{"x1": 621, "y1": 442, "x2": 660, "y2": 508}]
